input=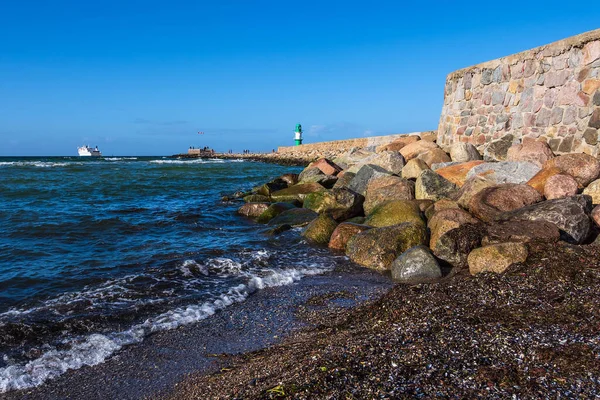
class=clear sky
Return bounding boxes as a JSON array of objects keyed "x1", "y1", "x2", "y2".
[{"x1": 0, "y1": 1, "x2": 598, "y2": 156}]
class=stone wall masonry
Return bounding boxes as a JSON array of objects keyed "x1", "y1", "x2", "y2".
[{"x1": 437, "y1": 29, "x2": 600, "y2": 156}]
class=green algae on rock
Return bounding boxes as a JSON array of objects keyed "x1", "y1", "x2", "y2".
[
  {"x1": 364, "y1": 200, "x2": 424, "y2": 228},
  {"x1": 301, "y1": 213, "x2": 339, "y2": 245}
]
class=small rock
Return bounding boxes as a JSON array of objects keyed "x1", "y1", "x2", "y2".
[
  {"x1": 544, "y1": 153, "x2": 600, "y2": 188},
  {"x1": 237, "y1": 203, "x2": 271, "y2": 218},
  {"x1": 302, "y1": 214, "x2": 338, "y2": 245},
  {"x1": 468, "y1": 184, "x2": 543, "y2": 222},
  {"x1": 328, "y1": 222, "x2": 371, "y2": 251},
  {"x1": 449, "y1": 143, "x2": 482, "y2": 162},
  {"x1": 583, "y1": 179, "x2": 600, "y2": 205},
  {"x1": 544, "y1": 174, "x2": 578, "y2": 200},
  {"x1": 401, "y1": 158, "x2": 430, "y2": 180},
  {"x1": 468, "y1": 243, "x2": 528, "y2": 275},
  {"x1": 391, "y1": 245, "x2": 442, "y2": 283},
  {"x1": 591, "y1": 205, "x2": 600, "y2": 227},
  {"x1": 415, "y1": 170, "x2": 459, "y2": 201}
]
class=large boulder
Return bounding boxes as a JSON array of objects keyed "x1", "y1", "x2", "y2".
[
  {"x1": 363, "y1": 175, "x2": 415, "y2": 214},
  {"x1": 301, "y1": 213, "x2": 338, "y2": 245},
  {"x1": 391, "y1": 245, "x2": 442, "y2": 283},
  {"x1": 415, "y1": 170, "x2": 459, "y2": 201},
  {"x1": 466, "y1": 161, "x2": 541, "y2": 184},
  {"x1": 298, "y1": 166, "x2": 324, "y2": 183},
  {"x1": 428, "y1": 208, "x2": 479, "y2": 251},
  {"x1": 454, "y1": 176, "x2": 496, "y2": 209},
  {"x1": 401, "y1": 158, "x2": 430, "y2": 180},
  {"x1": 449, "y1": 143, "x2": 482, "y2": 162},
  {"x1": 255, "y1": 179, "x2": 289, "y2": 197},
  {"x1": 506, "y1": 139, "x2": 555, "y2": 167},
  {"x1": 310, "y1": 158, "x2": 342, "y2": 176},
  {"x1": 417, "y1": 148, "x2": 451, "y2": 167},
  {"x1": 400, "y1": 141, "x2": 440, "y2": 161},
  {"x1": 433, "y1": 223, "x2": 485, "y2": 269},
  {"x1": 544, "y1": 153, "x2": 600, "y2": 188},
  {"x1": 328, "y1": 222, "x2": 371, "y2": 251},
  {"x1": 482, "y1": 220, "x2": 560, "y2": 246},
  {"x1": 498, "y1": 195, "x2": 593, "y2": 244},
  {"x1": 303, "y1": 188, "x2": 364, "y2": 221},
  {"x1": 419, "y1": 131, "x2": 438, "y2": 142},
  {"x1": 483, "y1": 134, "x2": 515, "y2": 161},
  {"x1": 468, "y1": 184, "x2": 543, "y2": 222},
  {"x1": 376, "y1": 135, "x2": 420, "y2": 153},
  {"x1": 360, "y1": 151, "x2": 406, "y2": 175},
  {"x1": 346, "y1": 223, "x2": 428, "y2": 270},
  {"x1": 435, "y1": 160, "x2": 485, "y2": 187},
  {"x1": 256, "y1": 202, "x2": 297, "y2": 223},
  {"x1": 544, "y1": 174, "x2": 578, "y2": 200},
  {"x1": 526, "y1": 166, "x2": 563, "y2": 194},
  {"x1": 364, "y1": 200, "x2": 424, "y2": 228},
  {"x1": 237, "y1": 203, "x2": 271, "y2": 218},
  {"x1": 243, "y1": 194, "x2": 270, "y2": 203},
  {"x1": 468, "y1": 243, "x2": 528, "y2": 275},
  {"x1": 347, "y1": 164, "x2": 391, "y2": 196},
  {"x1": 271, "y1": 183, "x2": 326, "y2": 203},
  {"x1": 333, "y1": 148, "x2": 375, "y2": 170},
  {"x1": 267, "y1": 208, "x2": 318, "y2": 228},
  {"x1": 583, "y1": 179, "x2": 600, "y2": 204},
  {"x1": 332, "y1": 171, "x2": 355, "y2": 190}
]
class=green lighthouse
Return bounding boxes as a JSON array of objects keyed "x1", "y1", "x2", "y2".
[{"x1": 294, "y1": 123, "x2": 303, "y2": 146}]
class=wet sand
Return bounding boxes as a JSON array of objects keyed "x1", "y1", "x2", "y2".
[{"x1": 7, "y1": 265, "x2": 392, "y2": 400}]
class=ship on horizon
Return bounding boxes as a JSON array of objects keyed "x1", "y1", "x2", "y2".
[{"x1": 77, "y1": 145, "x2": 102, "y2": 157}]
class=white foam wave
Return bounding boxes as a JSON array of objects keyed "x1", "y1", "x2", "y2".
[
  {"x1": 149, "y1": 158, "x2": 243, "y2": 165},
  {"x1": 179, "y1": 259, "x2": 209, "y2": 277},
  {"x1": 0, "y1": 263, "x2": 332, "y2": 393},
  {"x1": 0, "y1": 161, "x2": 73, "y2": 168},
  {"x1": 104, "y1": 157, "x2": 138, "y2": 161}
]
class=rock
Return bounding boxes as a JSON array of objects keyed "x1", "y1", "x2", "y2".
[
  {"x1": 363, "y1": 175, "x2": 415, "y2": 214},
  {"x1": 345, "y1": 216, "x2": 366, "y2": 224},
  {"x1": 415, "y1": 170, "x2": 459, "y2": 201},
  {"x1": 279, "y1": 173, "x2": 298, "y2": 186},
  {"x1": 332, "y1": 171, "x2": 355, "y2": 190},
  {"x1": 261, "y1": 224, "x2": 292, "y2": 236},
  {"x1": 267, "y1": 208, "x2": 319, "y2": 228},
  {"x1": 433, "y1": 223, "x2": 485, "y2": 269},
  {"x1": 303, "y1": 188, "x2": 364, "y2": 221},
  {"x1": 419, "y1": 131, "x2": 437, "y2": 142},
  {"x1": 298, "y1": 171, "x2": 338, "y2": 188},
  {"x1": 435, "y1": 160, "x2": 485, "y2": 187},
  {"x1": 428, "y1": 208, "x2": 479, "y2": 250},
  {"x1": 544, "y1": 153, "x2": 600, "y2": 188},
  {"x1": 544, "y1": 174, "x2": 578, "y2": 200},
  {"x1": 454, "y1": 176, "x2": 496, "y2": 209},
  {"x1": 468, "y1": 243, "x2": 528, "y2": 275},
  {"x1": 499, "y1": 195, "x2": 592, "y2": 244},
  {"x1": 328, "y1": 222, "x2": 371, "y2": 251},
  {"x1": 483, "y1": 134, "x2": 515, "y2": 161},
  {"x1": 424, "y1": 199, "x2": 461, "y2": 220},
  {"x1": 400, "y1": 141, "x2": 440, "y2": 161},
  {"x1": 333, "y1": 148, "x2": 375, "y2": 170},
  {"x1": 526, "y1": 166, "x2": 563, "y2": 194},
  {"x1": 417, "y1": 148, "x2": 452, "y2": 167},
  {"x1": 363, "y1": 151, "x2": 406, "y2": 174},
  {"x1": 270, "y1": 183, "x2": 326, "y2": 203},
  {"x1": 583, "y1": 179, "x2": 600, "y2": 204},
  {"x1": 346, "y1": 223, "x2": 428, "y2": 270},
  {"x1": 591, "y1": 205, "x2": 600, "y2": 227},
  {"x1": 301, "y1": 213, "x2": 338, "y2": 245},
  {"x1": 347, "y1": 164, "x2": 391, "y2": 196},
  {"x1": 482, "y1": 220, "x2": 560, "y2": 246},
  {"x1": 298, "y1": 167, "x2": 324, "y2": 183},
  {"x1": 449, "y1": 143, "x2": 482, "y2": 162},
  {"x1": 237, "y1": 203, "x2": 270, "y2": 218},
  {"x1": 506, "y1": 139, "x2": 555, "y2": 167},
  {"x1": 391, "y1": 245, "x2": 442, "y2": 283},
  {"x1": 376, "y1": 135, "x2": 420, "y2": 153},
  {"x1": 255, "y1": 179, "x2": 288, "y2": 197},
  {"x1": 466, "y1": 161, "x2": 541, "y2": 184},
  {"x1": 414, "y1": 199, "x2": 435, "y2": 212},
  {"x1": 310, "y1": 158, "x2": 342, "y2": 176},
  {"x1": 256, "y1": 202, "x2": 297, "y2": 223},
  {"x1": 244, "y1": 194, "x2": 271, "y2": 203},
  {"x1": 401, "y1": 158, "x2": 430, "y2": 180},
  {"x1": 364, "y1": 200, "x2": 424, "y2": 228},
  {"x1": 468, "y1": 184, "x2": 543, "y2": 222},
  {"x1": 430, "y1": 161, "x2": 460, "y2": 171}
]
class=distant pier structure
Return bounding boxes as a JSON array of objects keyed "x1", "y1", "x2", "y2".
[{"x1": 294, "y1": 123, "x2": 303, "y2": 146}]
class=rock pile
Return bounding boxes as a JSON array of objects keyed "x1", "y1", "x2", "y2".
[{"x1": 237, "y1": 134, "x2": 600, "y2": 283}]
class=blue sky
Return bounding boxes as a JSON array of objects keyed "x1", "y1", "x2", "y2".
[{"x1": 0, "y1": 1, "x2": 598, "y2": 156}]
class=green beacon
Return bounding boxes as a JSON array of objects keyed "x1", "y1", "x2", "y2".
[{"x1": 294, "y1": 123, "x2": 303, "y2": 146}]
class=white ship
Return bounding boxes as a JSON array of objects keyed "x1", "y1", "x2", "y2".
[{"x1": 77, "y1": 145, "x2": 102, "y2": 157}]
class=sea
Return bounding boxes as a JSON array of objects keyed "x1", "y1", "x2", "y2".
[{"x1": 0, "y1": 156, "x2": 346, "y2": 393}]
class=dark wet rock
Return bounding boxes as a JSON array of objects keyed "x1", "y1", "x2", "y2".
[
  {"x1": 391, "y1": 245, "x2": 442, "y2": 283},
  {"x1": 345, "y1": 216, "x2": 366, "y2": 224},
  {"x1": 270, "y1": 183, "x2": 326, "y2": 203},
  {"x1": 364, "y1": 200, "x2": 424, "y2": 228},
  {"x1": 364, "y1": 175, "x2": 414, "y2": 214},
  {"x1": 255, "y1": 179, "x2": 289, "y2": 197},
  {"x1": 468, "y1": 243, "x2": 528, "y2": 275},
  {"x1": 243, "y1": 194, "x2": 271, "y2": 203},
  {"x1": 302, "y1": 214, "x2": 339, "y2": 245},
  {"x1": 544, "y1": 153, "x2": 600, "y2": 188},
  {"x1": 428, "y1": 208, "x2": 479, "y2": 250},
  {"x1": 303, "y1": 188, "x2": 364, "y2": 221},
  {"x1": 468, "y1": 184, "x2": 543, "y2": 222},
  {"x1": 415, "y1": 169, "x2": 459, "y2": 201},
  {"x1": 256, "y1": 202, "x2": 297, "y2": 223},
  {"x1": 261, "y1": 224, "x2": 293, "y2": 236},
  {"x1": 237, "y1": 202, "x2": 271, "y2": 218},
  {"x1": 499, "y1": 195, "x2": 592, "y2": 244},
  {"x1": 221, "y1": 190, "x2": 249, "y2": 201},
  {"x1": 482, "y1": 220, "x2": 560, "y2": 246},
  {"x1": 328, "y1": 222, "x2": 371, "y2": 251},
  {"x1": 433, "y1": 223, "x2": 486, "y2": 269},
  {"x1": 347, "y1": 164, "x2": 391, "y2": 196},
  {"x1": 279, "y1": 173, "x2": 299, "y2": 186},
  {"x1": 267, "y1": 208, "x2": 318, "y2": 228},
  {"x1": 346, "y1": 223, "x2": 428, "y2": 271}
]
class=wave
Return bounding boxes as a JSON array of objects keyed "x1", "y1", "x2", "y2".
[
  {"x1": 149, "y1": 158, "x2": 243, "y2": 165},
  {"x1": 0, "y1": 253, "x2": 332, "y2": 393},
  {"x1": 104, "y1": 157, "x2": 138, "y2": 161},
  {"x1": 0, "y1": 161, "x2": 75, "y2": 168}
]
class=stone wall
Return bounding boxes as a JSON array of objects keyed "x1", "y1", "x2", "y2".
[
  {"x1": 437, "y1": 29, "x2": 600, "y2": 156},
  {"x1": 278, "y1": 132, "x2": 431, "y2": 156}
]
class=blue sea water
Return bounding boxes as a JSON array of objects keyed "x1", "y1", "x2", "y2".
[{"x1": 0, "y1": 156, "x2": 344, "y2": 392}]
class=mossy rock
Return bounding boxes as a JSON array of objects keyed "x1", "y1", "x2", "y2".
[
  {"x1": 364, "y1": 200, "x2": 424, "y2": 228},
  {"x1": 415, "y1": 170, "x2": 459, "y2": 201},
  {"x1": 303, "y1": 188, "x2": 364, "y2": 221},
  {"x1": 255, "y1": 179, "x2": 289, "y2": 197},
  {"x1": 256, "y1": 202, "x2": 297, "y2": 223},
  {"x1": 301, "y1": 214, "x2": 339, "y2": 245},
  {"x1": 267, "y1": 208, "x2": 318, "y2": 228},
  {"x1": 270, "y1": 183, "x2": 326, "y2": 203},
  {"x1": 243, "y1": 194, "x2": 270, "y2": 203}
]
